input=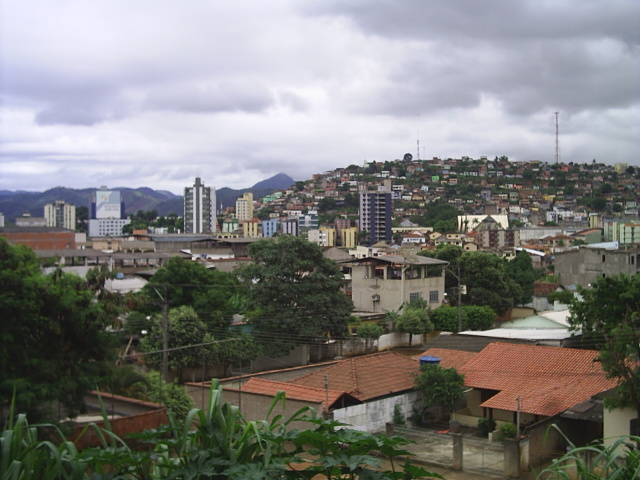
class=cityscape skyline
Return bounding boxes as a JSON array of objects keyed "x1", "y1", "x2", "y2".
[{"x1": 1, "y1": 1, "x2": 639, "y2": 195}]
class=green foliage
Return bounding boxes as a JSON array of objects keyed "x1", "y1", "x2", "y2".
[
  {"x1": 0, "y1": 238, "x2": 114, "y2": 422},
  {"x1": 139, "y1": 305, "x2": 217, "y2": 381},
  {"x1": 393, "y1": 303, "x2": 433, "y2": 346},
  {"x1": 143, "y1": 371, "x2": 194, "y2": 420},
  {"x1": 430, "y1": 305, "x2": 495, "y2": 332},
  {"x1": 240, "y1": 235, "x2": 353, "y2": 357},
  {"x1": 497, "y1": 422, "x2": 517, "y2": 440},
  {"x1": 414, "y1": 364, "x2": 465, "y2": 412},
  {"x1": 1, "y1": 381, "x2": 443, "y2": 479},
  {"x1": 458, "y1": 251, "x2": 520, "y2": 315},
  {"x1": 357, "y1": 323, "x2": 384, "y2": 353},
  {"x1": 393, "y1": 404, "x2": 406, "y2": 426},
  {"x1": 477, "y1": 417, "x2": 496, "y2": 438},
  {"x1": 505, "y1": 251, "x2": 539, "y2": 305},
  {"x1": 569, "y1": 275, "x2": 640, "y2": 417},
  {"x1": 141, "y1": 257, "x2": 242, "y2": 328},
  {"x1": 463, "y1": 305, "x2": 497, "y2": 330},
  {"x1": 537, "y1": 425, "x2": 640, "y2": 479},
  {"x1": 547, "y1": 290, "x2": 574, "y2": 305}
]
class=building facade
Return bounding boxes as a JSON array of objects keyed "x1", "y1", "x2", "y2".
[
  {"x1": 554, "y1": 245, "x2": 640, "y2": 288},
  {"x1": 235, "y1": 192, "x2": 254, "y2": 221},
  {"x1": 184, "y1": 177, "x2": 217, "y2": 234},
  {"x1": 359, "y1": 192, "x2": 392, "y2": 246},
  {"x1": 44, "y1": 200, "x2": 76, "y2": 230},
  {"x1": 89, "y1": 187, "x2": 130, "y2": 237}
]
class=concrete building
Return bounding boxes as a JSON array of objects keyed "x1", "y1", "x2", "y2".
[
  {"x1": 603, "y1": 218, "x2": 640, "y2": 245},
  {"x1": 341, "y1": 226, "x2": 358, "y2": 249},
  {"x1": 346, "y1": 253, "x2": 447, "y2": 313},
  {"x1": 235, "y1": 192, "x2": 254, "y2": 221},
  {"x1": 242, "y1": 218, "x2": 260, "y2": 238},
  {"x1": 359, "y1": 192, "x2": 392, "y2": 246},
  {"x1": 184, "y1": 177, "x2": 217, "y2": 234},
  {"x1": 89, "y1": 187, "x2": 130, "y2": 237},
  {"x1": 16, "y1": 214, "x2": 46, "y2": 228},
  {"x1": 44, "y1": 200, "x2": 76, "y2": 231},
  {"x1": 554, "y1": 244, "x2": 640, "y2": 288},
  {"x1": 308, "y1": 226, "x2": 336, "y2": 247},
  {"x1": 281, "y1": 217, "x2": 299, "y2": 236},
  {"x1": 261, "y1": 218, "x2": 278, "y2": 238}
]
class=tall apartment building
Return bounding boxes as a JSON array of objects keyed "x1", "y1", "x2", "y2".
[
  {"x1": 235, "y1": 192, "x2": 254, "y2": 221},
  {"x1": 44, "y1": 200, "x2": 76, "y2": 230},
  {"x1": 184, "y1": 177, "x2": 217, "y2": 234},
  {"x1": 88, "y1": 187, "x2": 130, "y2": 237},
  {"x1": 359, "y1": 192, "x2": 392, "y2": 246}
]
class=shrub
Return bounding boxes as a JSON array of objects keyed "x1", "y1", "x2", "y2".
[
  {"x1": 393, "y1": 404, "x2": 406, "y2": 425},
  {"x1": 477, "y1": 417, "x2": 495, "y2": 438},
  {"x1": 497, "y1": 422, "x2": 517, "y2": 440}
]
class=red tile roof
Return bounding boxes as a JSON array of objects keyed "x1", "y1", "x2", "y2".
[
  {"x1": 292, "y1": 351, "x2": 419, "y2": 401},
  {"x1": 240, "y1": 378, "x2": 359, "y2": 410},
  {"x1": 414, "y1": 348, "x2": 477, "y2": 371},
  {"x1": 459, "y1": 343, "x2": 618, "y2": 417}
]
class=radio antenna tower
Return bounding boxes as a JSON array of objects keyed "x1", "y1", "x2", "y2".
[
  {"x1": 555, "y1": 112, "x2": 560, "y2": 164},
  {"x1": 417, "y1": 138, "x2": 420, "y2": 160}
]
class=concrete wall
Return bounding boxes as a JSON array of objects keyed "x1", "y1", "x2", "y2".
[
  {"x1": 554, "y1": 247, "x2": 640, "y2": 287},
  {"x1": 350, "y1": 263, "x2": 445, "y2": 313},
  {"x1": 603, "y1": 405, "x2": 636, "y2": 450},
  {"x1": 333, "y1": 391, "x2": 420, "y2": 433}
]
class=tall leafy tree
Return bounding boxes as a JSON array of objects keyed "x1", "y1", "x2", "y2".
[
  {"x1": 140, "y1": 257, "x2": 242, "y2": 328},
  {"x1": 569, "y1": 275, "x2": 640, "y2": 420},
  {"x1": 414, "y1": 364, "x2": 465, "y2": 415},
  {"x1": 505, "y1": 251, "x2": 539, "y2": 305},
  {"x1": 458, "y1": 251, "x2": 520, "y2": 316},
  {"x1": 139, "y1": 305, "x2": 217, "y2": 382},
  {"x1": 0, "y1": 238, "x2": 114, "y2": 422},
  {"x1": 240, "y1": 235, "x2": 353, "y2": 357},
  {"x1": 392, "y1": 302, "x2": 433, "y2": 347}
]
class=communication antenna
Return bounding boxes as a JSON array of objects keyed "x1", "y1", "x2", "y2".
[
  {"x1": 417, "y1": 138, "x2": 420, "y2": 160},
  {"x1": 555, "y1": 112, "x2": 560, "y2": 164}
]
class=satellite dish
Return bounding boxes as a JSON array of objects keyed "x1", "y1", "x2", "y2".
[{"x1": 403, "y1": 153, "x2": 413, "y2": 162}]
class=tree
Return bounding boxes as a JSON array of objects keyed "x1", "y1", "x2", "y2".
[
  {"x1": 568, "y1": 275, "x2": 640, "y2": 420},
  {"x1": 0, "y1": 238, "x2": 114, "y2": 422},
  {"x1": 393, "y1": 304, "x2": 433, "y2": 347},
  {"x1": 139, "y1": 306, "x2": 217, "y2": 382},
  {"x1": 356, "y1": 323, "x2": 384, "y2": 353},
  {"x1": 505, "y1": 251, "x2": 538, "y2": 305},
  {"x1": 240, "y1": 236, "x2": 353, "y2": 357},
  {"x1": 414, "y1": 364, "x2": 465, "y2": 415},
  {"x1": 458, "y1": 251, "x2": 520, "y2": 316},
  {"x1": 140, "y1": 257, "x2": 242, "y2": 328},
  {"x1": 143, "y1": 371, "x2": 195, "y2": 420}
]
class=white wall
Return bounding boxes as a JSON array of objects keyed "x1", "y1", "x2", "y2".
[{"x1": 333, "y1": 391, "x2": 420, "y2": 433}]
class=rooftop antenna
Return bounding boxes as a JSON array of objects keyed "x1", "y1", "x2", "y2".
[
  {"x1": 417, "y1": 130, "x2": 420, "y2": 160},
  {"x1": 555, "y1": 112, "x2": 560, "y2": 164}
]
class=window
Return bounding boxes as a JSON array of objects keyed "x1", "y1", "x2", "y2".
[
  {"x1": 409, "y1": 292, "x2": 422, "y2": 303},
  {"x1": 429, "y1": 290, "x2": 439, "y2": 303}
]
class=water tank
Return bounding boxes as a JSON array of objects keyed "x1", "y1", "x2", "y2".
[{"x1": 419, "y1": 355, "x2": 441, "y2": 366}]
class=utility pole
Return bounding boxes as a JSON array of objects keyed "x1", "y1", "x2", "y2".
[{"x1": 153, "y1": 287, "x2": 170, "y2": 382}]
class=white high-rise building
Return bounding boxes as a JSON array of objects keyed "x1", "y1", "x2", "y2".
[
  {"x1": 44, "y1": 200, "x2": 76, "y2": 230},
  {"x1": 184, "y1": 177, "x2": 217, "y2": 234},
  {"x1": 88, "y1": 187, "x2": 130, "y2": 237}
]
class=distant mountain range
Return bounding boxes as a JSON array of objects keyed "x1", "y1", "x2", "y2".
[{"x1": 0, "y1": 173, "x2": 295, "y2": 223}]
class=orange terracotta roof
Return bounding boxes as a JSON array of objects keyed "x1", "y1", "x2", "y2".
[
  {"x1": 240, "y1": 378, "x2": 359, "y2": 410},
  {"x1": 459, "y1": 343, "x2": 618, "y2": 417},
  {"x1": 292, "y1": 351, "x2": 420, "y2": 401},
  {"x1": 414, "y1": 348, "x2": 477, "y2": 371}
]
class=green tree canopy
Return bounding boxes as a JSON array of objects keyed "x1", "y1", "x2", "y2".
[
  {"x1": 393, "y1": 304, "x2": 433, "y2": 346},
  {"x1": 140, "y1": 257, "x2": 242, "y2": 328},
  {"x1": 569, "y1": 275, "x2": 640, "y2": 419},
  {"x1": 505, "y1": 251, "x2": 539, "y2": 305},
  {"x1": 356, "y1": 323, "x2": 384, "y2": 353},
  {"x1": 0, "y1": 238, "x2": 114, "y2": 422},
  {"x1": 240, "y1": 236, "x2": 353, "y2": 357},
  {"x1": 139, "y1": 305, "x2": 217, "y2": 382},
  {"x1": 414, "y1": 364, "x2": 465, "y2": 414}
]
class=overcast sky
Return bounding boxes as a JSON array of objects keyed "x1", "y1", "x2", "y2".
[{"x1": 1, "y1": 1, "x2": 639, "y2": 194}]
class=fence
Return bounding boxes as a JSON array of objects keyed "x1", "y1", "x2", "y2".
[{"x1": 392, "y1": 425, "x2": 504, "y2": 477}]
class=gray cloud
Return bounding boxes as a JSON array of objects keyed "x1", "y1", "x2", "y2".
[{"x1": 0, "y1": 1, "x2": 638, "y2": 193}]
